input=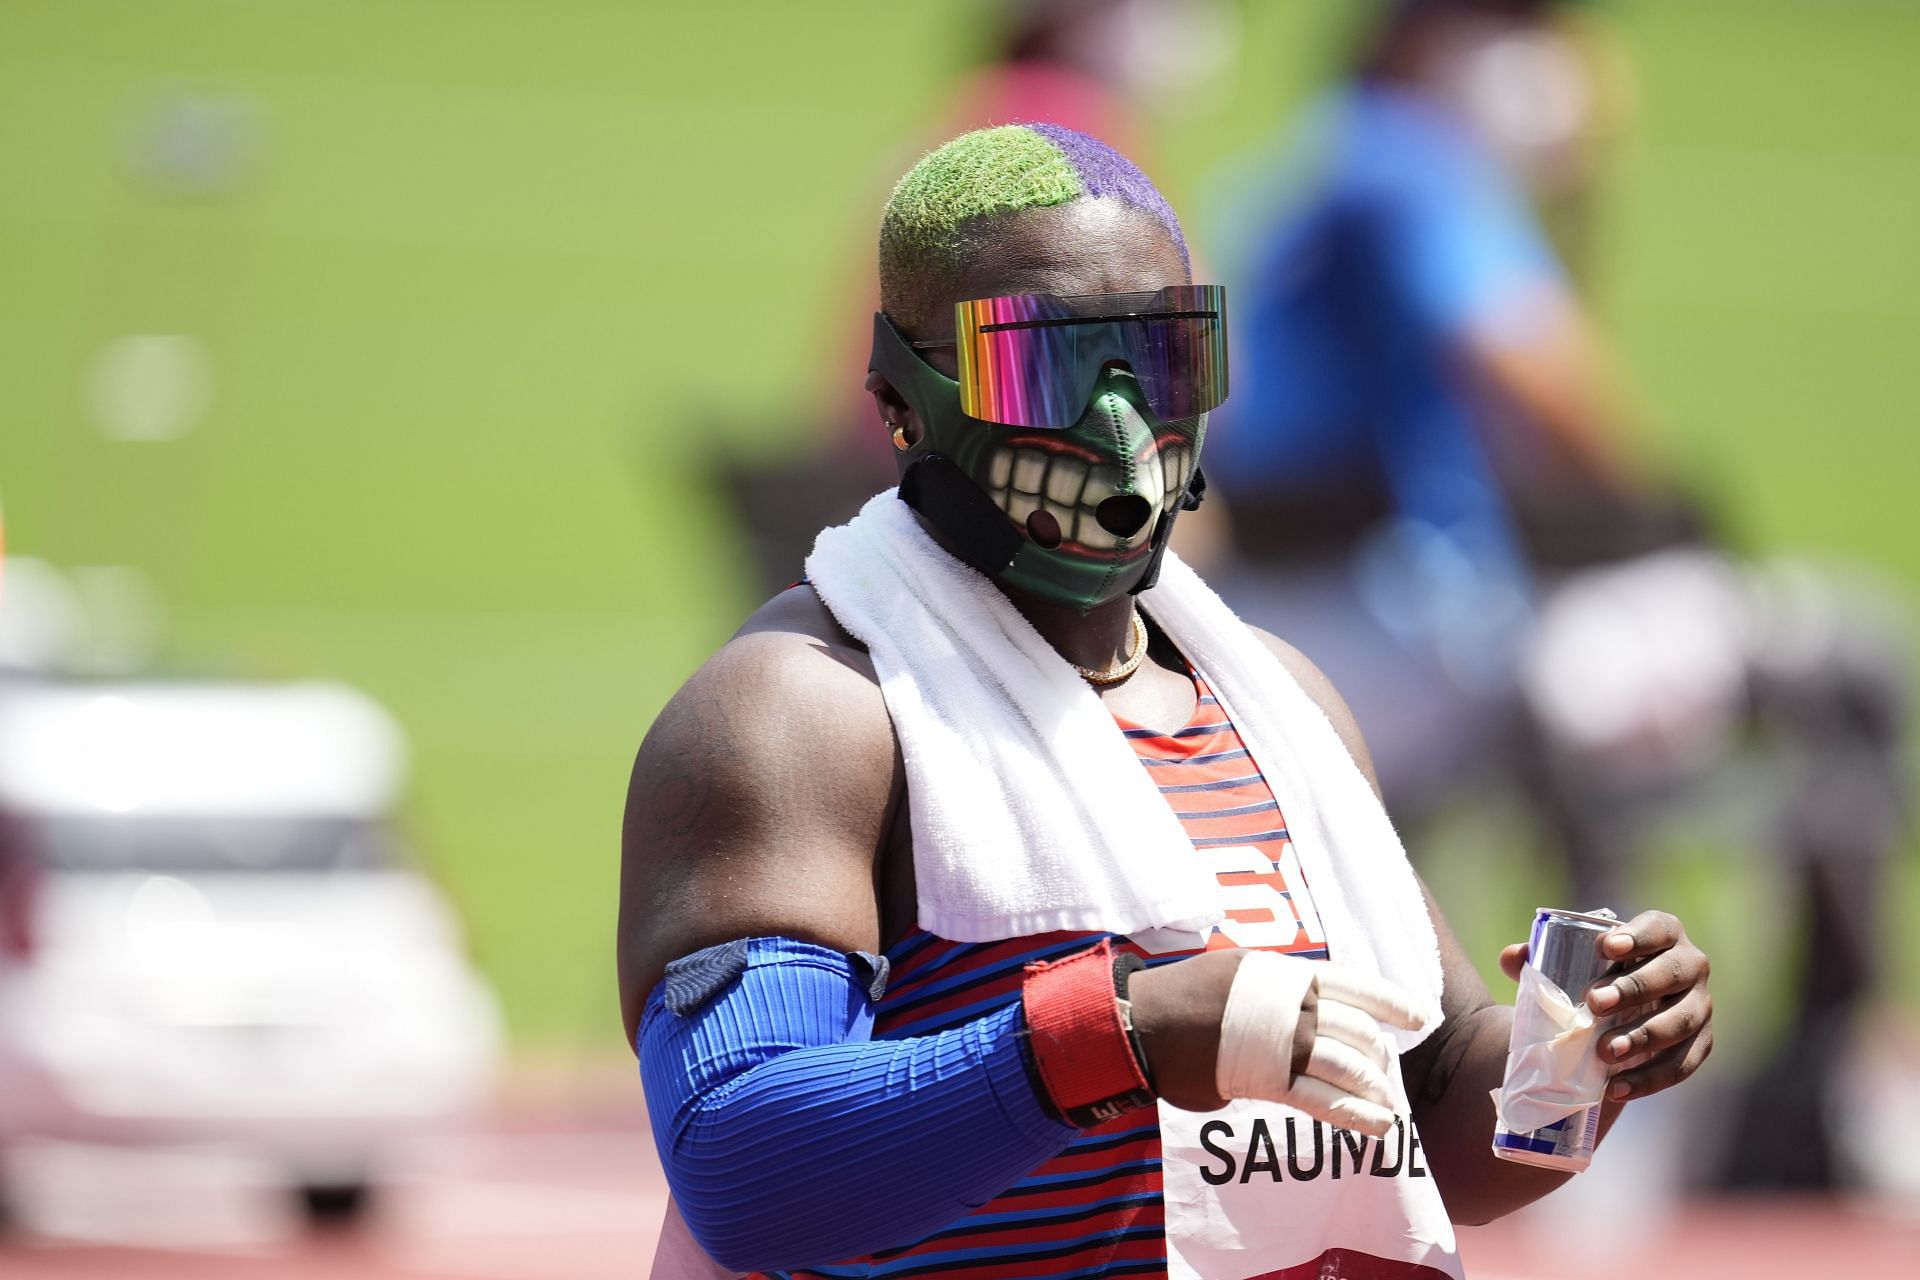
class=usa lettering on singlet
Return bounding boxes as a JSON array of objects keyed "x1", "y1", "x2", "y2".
[{"x1": 756, "y1": 672, "x2": 1456, "y2": 1280}]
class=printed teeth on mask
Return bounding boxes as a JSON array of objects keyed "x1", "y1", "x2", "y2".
[
  {"x1": 986, "y1": 443, "x2": 1187, "y2": 551},
  {"x1": 1160, "y1": 447, "x2": 1191, "y2": 498}
]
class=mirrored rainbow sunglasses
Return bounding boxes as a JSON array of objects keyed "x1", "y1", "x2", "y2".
[{"x1": 909, "y1": 285, "x2": 1227, "y2": 430}]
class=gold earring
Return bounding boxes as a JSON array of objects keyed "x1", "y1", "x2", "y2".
[{"x1": 890, "y1": 423, "x2": 911, "y2": 452}]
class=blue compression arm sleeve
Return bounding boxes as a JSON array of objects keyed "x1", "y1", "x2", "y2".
[{"x1": 637, "y1": 937, "x2": 1076, "y2": 1273}]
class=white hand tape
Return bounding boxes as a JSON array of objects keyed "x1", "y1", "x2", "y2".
[
  {"x1": 1214, "y1": 950, "x2": 1420, "y2": 1140},
  {"x1": 1315, "y1": 964, "x2": 1433, "y2": 1034},
  {"x1": 1214, "y1": 949, "x2": 1313, "y2": 1102}
]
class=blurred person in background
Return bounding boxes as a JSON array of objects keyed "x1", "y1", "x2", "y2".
[
  {"x1": 0, "y1": 811, "x2": 34, "y2": 971},
  {"x1": 0, "y1": 541, "x2": 28, "y2": 970},
  {"x1": 0, "y1": 805, "x2": 35, "y2": 1226},
  {"x1": 1201, "y1": 0, "x2": 1908, "y2": 1191},
  {"x1": 0, "y1": 536, "x2": 29, "y2": 1223}
]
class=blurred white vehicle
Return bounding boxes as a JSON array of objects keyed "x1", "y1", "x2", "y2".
[{"x1": 0, "y1": 678, "x2": 503, "y2": 1223}]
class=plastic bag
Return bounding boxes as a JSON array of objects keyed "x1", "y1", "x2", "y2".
[{"x1": 1491, "y1": 962, "x2": 1611, "y2": 1132}]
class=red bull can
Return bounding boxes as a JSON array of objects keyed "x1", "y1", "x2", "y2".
[{"x1": 1490, "y1": 907, "x2": 1622, "y2": 1172}]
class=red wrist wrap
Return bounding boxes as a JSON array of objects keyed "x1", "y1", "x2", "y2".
[{"x1": 1021, "y1": 940, "x2": 1153, "y2": 1126}]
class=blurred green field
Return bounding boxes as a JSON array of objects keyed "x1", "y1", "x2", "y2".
[{"x1": 2, "y1": 0, "x2": 1916, "y2": 1053}]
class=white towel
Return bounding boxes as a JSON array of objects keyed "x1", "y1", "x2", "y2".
[
  {"x1": 1146, "y1": 554, "x2": 1444, "y2": 1052},
  {"x1": 805, "y1": 490, "x2": 1443, "y2": 1048}
]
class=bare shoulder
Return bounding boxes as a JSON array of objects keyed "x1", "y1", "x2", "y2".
[
  {"x1": 616, "y1": 588, "x2": 900, "y2": 1040},
  {"x1": 730, "y1": 580, "x2": 871, "y2": 655},
  {"x1": 652, "y1": 587, "x2": 892, "y2": 792},
  {"x1": 1245, "y1": 625, "x2": 1382, "y2": 801},
  {"x1": 698, "y1": 585, "x2": 886, "y2": 723}
]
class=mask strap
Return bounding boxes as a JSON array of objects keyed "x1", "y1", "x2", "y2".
[
  {"x1": 898, "y1": 455, "x2": 1025, "y2": 579},
  {"x1": 875, "y1": 310, "x2": 1028, "y2": 583},
  {"x1": 1182, "y1": 466, "x2": 1208, "y2": 513}
]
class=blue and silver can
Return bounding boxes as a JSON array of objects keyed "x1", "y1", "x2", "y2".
[{"x1": 1490, "y1": 907, "x2": 1622, "y2": 1172}]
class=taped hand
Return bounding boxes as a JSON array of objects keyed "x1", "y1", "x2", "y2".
[{"x1": 1214, "y1": 950, "x2": 1429, "y2": 1138}]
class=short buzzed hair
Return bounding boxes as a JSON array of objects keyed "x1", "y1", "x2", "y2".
[{"x1": 878, "y1": 124, "x2": 1188, "y2": 330}]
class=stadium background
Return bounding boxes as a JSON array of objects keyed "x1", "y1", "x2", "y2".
[{"x1": 2, "y1": 0, "x2": 1916, "y2": 1078}]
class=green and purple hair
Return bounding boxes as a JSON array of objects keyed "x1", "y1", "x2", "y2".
[{"x1": 878, "y1": 124, "x2": 1189, "y2": 325}]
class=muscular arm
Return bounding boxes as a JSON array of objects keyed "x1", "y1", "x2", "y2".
[
  {"x1": 618, "y1": 591, "x2": 898, "y2": 1044},
  {"x1": 617, "y1": 592, "x2": 1075, "y2": 1271},
  {"x1": 1394, "y1": 882, "x2": 1623, "y2": 1225},
  {"x1": 1254, "y1": 627, "x2": 1616, "y2": 1224}
]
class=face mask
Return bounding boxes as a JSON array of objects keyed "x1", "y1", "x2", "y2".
[{"x1": 871, "y1": 305, "x2": 1214, "y2": 614}]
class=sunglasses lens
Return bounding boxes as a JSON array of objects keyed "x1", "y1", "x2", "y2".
[
  {"x1": 1125, "y1": 287, "x2": 1228, "y2": 421},
  {"x1": 957, "y1": 296, "x2": 1089, "y2": 428},
  {"x1": 954, "y1": 288, "x2": 1227, "y2": 428}
]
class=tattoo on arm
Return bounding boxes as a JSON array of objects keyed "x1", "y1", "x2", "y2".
[{"x1": 1406, "y1": 1000, "x2": 1508, "y2": 1114}]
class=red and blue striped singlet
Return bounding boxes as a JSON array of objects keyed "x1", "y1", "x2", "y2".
[{"x1": 761, "y1": 671, "x2": 1332, "y2": 1280}]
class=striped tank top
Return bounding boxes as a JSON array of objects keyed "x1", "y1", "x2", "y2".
[{"x1": 759, "y1": 671, "x2": 1337, "y2": 1280}]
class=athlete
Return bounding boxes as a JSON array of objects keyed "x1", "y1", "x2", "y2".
[{"x1": 619, "y1": 125, "x2": 1714, "y2": 1279}]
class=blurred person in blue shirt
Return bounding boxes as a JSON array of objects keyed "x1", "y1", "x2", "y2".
[
  {"x1": 1202, "y1": 0, "x2": 1908, "y2": 1190},
  {"x1": 1202, "y1": 0, "x2": 1666, "y2": 812}
]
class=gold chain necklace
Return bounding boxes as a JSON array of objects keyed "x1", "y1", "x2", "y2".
[{"x1": 1073, "y1": 611, "x2": 1149, "y2": 686}]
